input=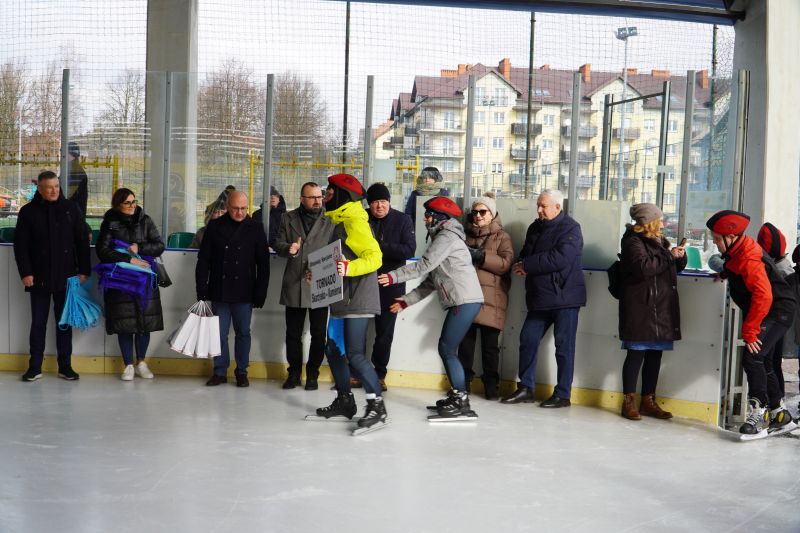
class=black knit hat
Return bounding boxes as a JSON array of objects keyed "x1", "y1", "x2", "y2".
[{"x1": 366, "y1": 183, "x2": 391, "y2": 204}]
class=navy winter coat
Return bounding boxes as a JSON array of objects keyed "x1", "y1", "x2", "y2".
[
  {"x1": 195, "y1": 214, "x2": 270, "y2": 307},
  {"x1": 518, "y1": 211, "x2": 586, "y2": 311},
  {"x1": 252, "y1": 196, "x2": 286, "y2": 249},
  {"x1": 369, "y1": 208, "x2": 416, "y2": 309}
]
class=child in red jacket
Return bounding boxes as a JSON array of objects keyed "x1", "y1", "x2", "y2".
[{"x1": 707, "y1": 210, "x2": 796, "y2": 436}]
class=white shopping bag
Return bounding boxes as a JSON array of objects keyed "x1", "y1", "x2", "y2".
[
  {"x1": 195, "y1": 316, "x2": 211, "y2": 359},
  {"x1": 170, "y1": 312, "x2": 200, "y2": 353},
  {"x1": 207, "y1": 315, "x2": 221, "y2": 357}
]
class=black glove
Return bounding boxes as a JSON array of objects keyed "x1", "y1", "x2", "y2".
[
  {"x1": 468, "y1": 246, "x2": 485, "y2": 266},
  {"x1": 253, "y1": 299, "x2": 266, "y2": 309}
]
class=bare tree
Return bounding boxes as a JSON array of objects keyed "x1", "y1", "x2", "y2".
[
  {"x1": 98, "y1": 70, "x2": 145, "y2": 126},
  {"x1": 26, "y1": 62, "x2": 62, "y2": 153},
  {"x1": 0, "y1": 61, "x2": 28, "y2": 154},
  {"x1": 273, "y1": 71, "x2": 329, "y2": 143},
  {"x1": 197, "y1": 59, "x2": 265, "y2": 136}
]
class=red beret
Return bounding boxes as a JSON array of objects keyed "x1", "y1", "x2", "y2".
[
  {"x1": 706, "y1": 210, "x2": 750, "y2": 235},
  {"x1": 328, "y1": 173, "x2": 365, "y2": 197},
  {"x1": 423, "y1": 196, "x2": 461, "y2": 218},
  {"x1": 757, "y1": 222, "x2": 786, "y2": 259}
]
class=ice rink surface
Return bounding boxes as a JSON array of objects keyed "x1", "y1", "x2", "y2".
[{"x1": 1, "y1": 372, "x2": 799, "y2": 533}]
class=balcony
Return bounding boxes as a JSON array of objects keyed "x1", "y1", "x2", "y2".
[
  {"x1": 510, "y1": 146, "x2": 540, "y2": 161},
  {"x1": 609, "y1": 178, "x2": 640, "y2": 190},
  {"x1": 509, "y1": 173, "x2": 537, "y2": 186},
  {"x1": 559, "y1": 149, "x2": 597, "y2": 163},
  {"x1": 561, "y1": 125, "x2": 598, "y2": 138},
  {"x1": 611, "y1": 152, "x2": 640, "y2": 165},
  {"x1": 561, "y1": 104, "x2": 595, "y2": 114},
  {"x1": 419, "y1": 121, "x2": 466, "y2": 133},
  {"x1": 560, "y1": 175, "x2": 596, "y2": 188},
  {"x1": 511, "y1": 123, "x2": 543, "y2": 136},
  {"x1": 612, "y1": 127, "x2": 641, "y2": 140},
  {"x1": 419, "y1": 145, "x2": 463, "y2": 158},
  {"x1": 403, "y1": 126, "x2": 418, "y2": 136}
]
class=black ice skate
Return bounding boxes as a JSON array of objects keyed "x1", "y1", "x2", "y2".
[
  {"x1": 305, "y1": 392, "x2": 358, "y2": 421},
  {"x1": 766, "y1": 404, "x2": 799, "y2": 437},
  {"x1": 426, "y1": 389, "x2": 458, "y2": 411},
  {"x1": 352, "y1": 398, "x2": 389, "y2": 436},
  {"x1": 739, "y1": 398, "x2": 769, "y2": 440},
  {"x1": 428, "y1": 390, "x2": 478, "y2": 423}
]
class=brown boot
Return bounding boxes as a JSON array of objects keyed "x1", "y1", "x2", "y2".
[
  {"x1": 640, "y1": 394, "x2": 673, "y2": 419},
  {"x1": 621, "y1": 393, "x2": 641, "y2": 420}
]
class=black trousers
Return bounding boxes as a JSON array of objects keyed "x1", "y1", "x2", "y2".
[
  {"x1": 457, "y1": 324, "x2": 501, "y2": 390},
  {"x1": 622, "y1": 349, "x2": 662, "y2": 395},
  {"x1": 742, "y1": 320, "x2": 786, "y2": 409},
  {"x1": 284, "y1": 306, "x2": 328, "y2": 379},
  {"x1": 771, "y1": 336, "x2": 785, "y2": 398},
  {"x1": 29, "y1": 290, "x2": 72, "y2": 372},
  {"x1": 370, "y1": 310, "x2": 398, "y2": 379}
]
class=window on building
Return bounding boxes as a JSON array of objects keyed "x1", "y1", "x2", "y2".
[
  {"x1": 541, "y1": 164, "x2": 552, "y2": 176},
  {"x1": 443, "y1": 111, "x2": 455, "y2": 129},
  {"x1": 645, "y1": 139, "x2": 658, "y2": 155},
  {"x1": 443, "y1": 136, "x2": 455, "y2": 155},
  {"x1": 643, "y1": 168, "x2": 653, "y2": 179},
  {"x1": 667, "y1": 171, "x2": 676, "y2": 181},
  {"x1": 666, "y1": 144, "x2": 676, "y2": 156},
  {"x1": 491, "y1": 163, "x2": 503, "y2": 173},
  {"x1": 517, "y1": 163, "x2": 526, "y2": 173},
  {"x1": 475, "y1": 111, "x2": 485, "y2": 124},
  {"x1": 533, "y1": 89, "x2": 551, "y2": 97},
  {"x1": 624, "y1": 102, "x2": 634, "y2": 113},
  {"x1": 475, "y1": 87, "x2": 486, "y2": 102},
  {"x1": 543, "y1": 114, "x2": 555, "y2": 126},
  {"x1": 668, "y1": 119, "x2": 679, "y2": 132},
  {"x1": 494, "y1": 87, "x2": 508, "y2": 106},
  {"x1": 644, "y1": 119, "x2": 656, "y2": 132},
  {"x1": 493, "y1": 112, "x2": 505, "y2": 124},
  {"x1": 623, "y1": 117, "x2": 632, "y2": 128},
  {"x1": 472, "y1": 161, "x2": 484, "y2": 173},
  {"x1": 542, "y1": 139, "x2": 553, "y2": 150},
  {"x1": 664, "y1": 193, "x2": 676, "y2": 205},
  {"x1": 517, "y1": 112, "x2": 528, "y2": 124},
  {"x1": 641, "y1": 192, "x2": 653, "y2": 203},
  {"x1": 442, "y1": 160, "x2": 455, "y2": 172},
  {"x1": 492, "y1": 137, "x2": 504, "y2": 149},
  {"x1": 473, "y1": 136, "x2": 485, "y2": 148}
]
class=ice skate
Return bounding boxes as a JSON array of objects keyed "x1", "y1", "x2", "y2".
[
  {"x1": 352, "y1": 398, "x2": 389, "y2": 436},
  {"x1": 305, "y1": 392, "x2": 358, "y2": 421},
  {"x1": 739, "y1": 398, "x2": 769, "y2": 441},
  {"x1": 428, "y1": 390, "x2": 478, "y2": 423},
  {"x1": 426, "y1": 389, "x2": 458, "y2": 410},
  {"x1": 767, "y1": 404, "x2": 798, "y2": 437}
]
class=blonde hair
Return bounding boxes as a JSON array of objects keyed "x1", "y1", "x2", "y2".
[{"x1": 632, "y1": 219, "x2": 662, "y2": 239}]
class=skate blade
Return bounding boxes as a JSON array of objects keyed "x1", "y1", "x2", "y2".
[
  {"x1": 427, "y1": 414, "x2": 479, "y2": 423},
  {"x1": 739, "y1": 428, "x2": 769, "y2": 441},
  {"x1": 351, "y1": 420, "x2": 389, "y2": 436},
  {"x1": 768, "y1": 420, "x2": 799, "y2": 438},
  {"x1": 304, "y1": 415, "x2": 359, "y2": 422}
]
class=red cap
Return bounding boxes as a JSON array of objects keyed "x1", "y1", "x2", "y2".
[
  {"x1": 757, "y1": 222, "x2": 786, "y2": 259},
  {"x1": 706, "y1": 210, "x2": 750, "y2": 235},
  {"x1": 328, "y1": 173, "x2": 365, "y2": 198},
  {"x1": 423, "y1": 196, "x2": 461, "y2": 218}
]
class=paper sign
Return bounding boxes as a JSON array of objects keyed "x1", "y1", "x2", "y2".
[{"x1": 308, "y1": 240, "x2": 344, "y2": 308}]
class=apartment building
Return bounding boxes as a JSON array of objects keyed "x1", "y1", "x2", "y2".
[{"x1": 385, "y1": 59, "x2": 716, "y2": 214}]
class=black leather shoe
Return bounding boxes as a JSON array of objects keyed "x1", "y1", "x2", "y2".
[
  {"x1": 540, "y1": 395, "x2": 571, "y2": 408},
  {"x1": 236, "y1": 374, "x2": 249, "y2": 388},
  {"x1": 206, "y1": 375, "x2": 228, "y2": 386},
  {"x1": 501, "y1": 386, "x2": 535, "y2": 404},
  {"x1": 304, "y1": 378, "x2": 318, "y2": 391},
  {"x1": 282, "y1": 374, "x2": 301, "y2": 390}
]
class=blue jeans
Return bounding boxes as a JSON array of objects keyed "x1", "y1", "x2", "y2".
[
  {"x1": 518, "y1": 308, "x2": 580, "y2": 398},
  {"x1": 327, "y1": 317, "x2": 382, "y2": 396},
  {"x1": 439, "y1": 303, "x2": 482, "y2": 392},
  {"x1": 118, "y1": 333, "x2": 151, "y2": 366},
  {"x1": 212, "y1": 302, "x2": 252, "y2": 377}
]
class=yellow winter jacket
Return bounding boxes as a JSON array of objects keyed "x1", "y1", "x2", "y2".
[{"x1": 325, "y1": 201, "x2": 383, "y2": 277}]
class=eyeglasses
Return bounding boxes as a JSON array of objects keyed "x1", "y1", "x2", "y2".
[
  {"x1": 302, "y1": 195, "x2": 323, "y2": 200},
  {"x1": 471, "y1": 209, "x2": 490, "y2": 217},
  {"x1": 229, "y1": 206, "x2": 248, "y2": 212},
  {"x1": 121, "y1": 200, "x2": 138, "y2": 207}
]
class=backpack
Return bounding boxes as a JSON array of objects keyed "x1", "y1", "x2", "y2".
[{"x1": 607, "y1": 254, "x2": 624, "y2": 299}]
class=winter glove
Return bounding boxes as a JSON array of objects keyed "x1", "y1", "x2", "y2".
[
  {"x1": 468, "y1": 246, "x2": 486, "y2": 266},
  {"x1": 336, "y1": 259, "x2": 351, "y2": 277}
]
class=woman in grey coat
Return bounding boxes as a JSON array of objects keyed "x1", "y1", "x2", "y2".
[{"x1": 379, "y1": 196, "x2": 483, "y2": 420}]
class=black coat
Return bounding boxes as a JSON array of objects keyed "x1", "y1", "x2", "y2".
[
  {"x1": 96, "y1": 207, "x2": 165, "y2": 335},
  {"x1": 195, "y1": 213, "x2": 270, "y2": 306},
  {"x1": 252, "y1": 197, "x2": 286, "y2": 249},
  {"x1": 618, "y1": 229, "x2": 686, "y2": 342},
  {"x1": 369, "y1": 208, "x2": 416, "y2": 309},
  {"x1": 14, "y1": 191, "x2": 91, "y2": 293},
  {"x1": 518, "y1": 211, "x2": 586, "y2": 311},
  {"x1": 67, "y1": 160, "x2": 88, "y2": 215}
]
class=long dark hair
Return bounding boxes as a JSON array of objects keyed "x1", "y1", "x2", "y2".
[{"x1": 111, "y1": 188, "x2": 136, "y2": 211}]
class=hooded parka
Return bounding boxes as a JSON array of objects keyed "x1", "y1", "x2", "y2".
[{"x1": 465, "y1": 214, "x2": 513, "y2": 330}]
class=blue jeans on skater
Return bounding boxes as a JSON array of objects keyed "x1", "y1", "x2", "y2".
[
  {"x1": 439, "y1": 303, "x2": 482, "y2": 393},
  {"x1": 518, "y1": 307, "x2": 580, "y2": 399},
  {"x1": 327, "y1": 317, "x2": 382, "y2": 396},
  {"x1": 118, "y1": 333, "x2": 151, "y2": 366},
  {"x1": 212, "y1": 302, "x2": 252, "y2": 377}
]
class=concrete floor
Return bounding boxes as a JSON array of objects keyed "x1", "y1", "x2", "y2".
[{"x1": 1, "y1": 372, "x2": 799, "y2": 533}]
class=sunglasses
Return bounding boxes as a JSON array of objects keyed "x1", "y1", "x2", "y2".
[{"x1": 471, "y1": 209, "x2": 491, "y2": 217}]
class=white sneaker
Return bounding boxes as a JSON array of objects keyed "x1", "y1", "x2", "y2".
[
  {"x1": 121, "y1": 365, "x2": 134, "y2": 381},
  {"x1": 135, "y1": 361, "x2": 154, "y2": 379}
]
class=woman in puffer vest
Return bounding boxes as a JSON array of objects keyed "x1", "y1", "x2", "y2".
[{"x1": 379, "y1": 196, "x2": 484, "y2": 421}]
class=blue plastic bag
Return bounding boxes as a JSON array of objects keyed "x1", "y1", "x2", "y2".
[
  {"x1": 59, "y1": 276, "x2": 102, "y2": 331},
  {"x1": 325, "y1": 317, "x2": 346, "y2": 358}
]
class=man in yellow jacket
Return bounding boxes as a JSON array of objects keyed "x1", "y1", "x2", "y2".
[{"x1": 313, "y1": 174, "x2": 388, "y2": 435}]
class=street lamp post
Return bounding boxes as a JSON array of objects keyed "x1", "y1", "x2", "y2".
[{"x1": 615, "y1": 26, "x2": 637, "y2": 201}]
